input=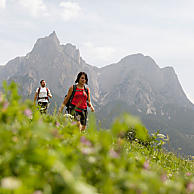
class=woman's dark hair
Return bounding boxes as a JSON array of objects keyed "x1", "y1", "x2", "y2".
[{"x1": 75, "y1": 72, "x2": 88, "y2": 84}]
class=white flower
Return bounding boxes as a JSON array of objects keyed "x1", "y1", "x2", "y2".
[
  {"x1": 88, "y1": 156, "x2": 96, "y2": 163},
  {"x1": 157, "y1": 133, "x2": 166, "y2": 139},
  {"x1": 64, "y1": 114, "x2": 74, "y2": 120},
  {"x1": 1, "y1": 177, "x2": 21, "y2": 189}
]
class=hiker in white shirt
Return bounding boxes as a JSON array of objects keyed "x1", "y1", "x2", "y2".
[{"x1": 34, "y1": 80, "x2": 52, "y2": 113}]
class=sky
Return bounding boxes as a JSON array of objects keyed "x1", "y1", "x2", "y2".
[{"x1": 0, "y1": 0, "x2": 194, "y2": 103}]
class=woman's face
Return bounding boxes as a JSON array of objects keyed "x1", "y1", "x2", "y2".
[{"x1": 79, "y1": 74, "x2": 86, "y2": 85}]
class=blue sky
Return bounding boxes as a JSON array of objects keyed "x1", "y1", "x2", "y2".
[{"x1": 0, "y1": 0, "x2": 194, "y2": 103}]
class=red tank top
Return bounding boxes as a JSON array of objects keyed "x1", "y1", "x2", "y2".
[{"x1": 71, "y1": 87, "x2": 87, "y2": 112}]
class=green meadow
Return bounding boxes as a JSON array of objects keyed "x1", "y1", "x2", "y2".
[{"x1": 0, "y1": 82, "x2": 193, "y2": 194}]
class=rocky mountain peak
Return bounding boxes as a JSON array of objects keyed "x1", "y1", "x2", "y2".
[
  {"x1": 62, "y1": 43, "x2": 81, "y2": 64},
  {"x1": 30, "y1": 31, "x2": 61, "y2": 55},
  {"x1": 47, "y1": 31, "x2": 60, "y2": 45},
  {"x1": 118, "y1": 53, "x2": 159, "y2": 71}
]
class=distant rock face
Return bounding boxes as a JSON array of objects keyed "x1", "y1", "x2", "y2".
[
  {"x1": 96, "y1": 54, "x2": 192, "y2": 113},
  {"x1": 0, "y1": 32, "x2": 192, "y2": 111},
  {"x1": 0, "y1": 31, "x2": 99, "y2": 99}
]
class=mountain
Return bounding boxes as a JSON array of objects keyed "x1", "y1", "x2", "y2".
[
  {"x1": 0, "y1": 31, "x2": 99, "y2": 109},
  {"x1": 96, "y1": 54, "x2": 194, "y2": 155},
  {"x1": 97, "y1": 54, "x2": 192, "y2": 108},
  {"x1": 0, "y1": 32, "x2": 194, "y2": 155}
]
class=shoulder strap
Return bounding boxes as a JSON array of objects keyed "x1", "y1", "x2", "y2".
[
  {"x1": 37, "y1": 87, "x2": 49, "y2": 101},
  {"x1": 84, "y1": 86, "x2": 88, "y2": 100},
  {"x1": 69, "y1": 85, "x2": 77, "y2": 103}
]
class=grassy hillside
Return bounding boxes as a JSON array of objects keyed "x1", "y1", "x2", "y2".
[
  {"x1": 0, "y1": 82, "x2": 193, "y2": 194},
  {"x1": 96, "y1": 100, "x2": 194, "y2": 156}
]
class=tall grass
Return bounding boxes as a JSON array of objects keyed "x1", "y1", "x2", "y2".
[{"x1": 0, "y1": 82, "x2": 193, "y2": 194}]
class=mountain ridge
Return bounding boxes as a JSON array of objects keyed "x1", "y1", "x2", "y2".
[{"x1": 0, "y1": 32, "x2": 193, "y2": 155}]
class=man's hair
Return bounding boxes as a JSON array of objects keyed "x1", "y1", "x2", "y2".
[
  {"x1": 75, "y1": 72, "x2": 88, "y2": 84},
  {"x1": 40, "y1": 80, "x2": 45, "y2": 84}
]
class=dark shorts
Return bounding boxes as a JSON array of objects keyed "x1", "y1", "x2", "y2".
[
  {"x1": 74, "y1": 110, "x2": 87, "y2": 126},
  {"x1": 38, "y1": 102, "x2": 48, "y2": 113},
  {"x1": 38, "y1": 101, "x2": 48, "y2": 108},
  {"x1": 69, "y1": 108, "x2": 87, "y2": 126}
]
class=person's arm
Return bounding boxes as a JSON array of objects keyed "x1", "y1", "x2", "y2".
[
  {"x1": 58, "y1": 86, "x2": 73, "y2": 114},
  {"x1": 48, "y1": 89, "x2": 52, "y2": 98},
  {"x1": 48, "y1": 94, "x2": 52, "y2": 98},
  {"x1": 87, "y1": 88, "x2": 95, "y2": 112},
  {"x1": 34, "y1": 92, "x2": 38, "y2": 105}
]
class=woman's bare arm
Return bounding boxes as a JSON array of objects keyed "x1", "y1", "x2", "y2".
[{"x1": 87, "y1": 88, "x2": 95, "y2": 112}]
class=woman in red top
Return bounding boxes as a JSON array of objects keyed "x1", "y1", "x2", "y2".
[{"x1": 59, "y1": 72, "x2": 95, "y2": 131}]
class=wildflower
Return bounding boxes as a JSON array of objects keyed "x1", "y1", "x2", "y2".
[
  {"x1": 143, "y1": 160, "x2": 150, "y2": 170},
  {"x1": 64, "y1": 114, "x2": 74, "y2": 120},
  {"x1": 72, "y1": 121, "x2": 77, "y2": 125},
  {"x1": 168, "y1": 173, "x2": 172, "y2": 178},
  {"x1": 55, "y1": 121, "x2": 60, "y2": 127},
  {"x1": 81, "y1": 147, "x2": 95, "y2": 155},
  {"x1": 88, "y1": 156, "x2": 96, "y2": 163},
  {"x1": 109, "y1": 149, "x2": 119, "y2": 158},
  {"x1": 33, "y1": 191, "x2": 43, "y2": 194},
  {"x1": 186, "y1": 182, "x2": 194, "y2": 193},
  {"x1": 157, "y1": 133, "x2": 166, "y2": 139},
  {"x1": 186, "y1": 172, "x2": 192, "y2": 177},
  {"x1": 161, "y1": 173, "x2": 167, "y2": 182},
  {"x1": 24, "y1": 108, "x2": 32, "y2": 119},
  {"x1": 1, "y1": 177, "x2": 21, "y2": 189},
  {"x1": 80, "y1": 136, "x2": 92, "y2": 146},
  {"x1": 3, "y1": 101, "x2": 9, "y2": 110}
]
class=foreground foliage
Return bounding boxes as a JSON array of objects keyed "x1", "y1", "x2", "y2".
[{"x1": 0, "y1": 82, "x2": 193, "y2": 194}]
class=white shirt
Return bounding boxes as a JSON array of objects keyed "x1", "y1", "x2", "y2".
[{"x1": 36, "y1": 87, "x2": 51, "y2": 102}]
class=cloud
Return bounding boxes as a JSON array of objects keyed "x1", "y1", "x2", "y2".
[
  {"x1": 0, "y1": 38, "x2": 32, "y2": 66},
  {"x1": 59, "y1": 1, "x2": 81, "y2": 21},
  {"x1": 81, "y1": 42, "x2": 116, "y2": 66},
  {"x1": 17, "y1": 0, "x2": 48, "y2": 17},
  {"x1": 0, "y1": 0, "x2": 6, "y2": 9}
]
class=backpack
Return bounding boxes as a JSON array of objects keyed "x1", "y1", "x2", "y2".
[
  {"x1": 66, "y1": 85, "x2": 88, "y2": 111},
  {"x1": 37, "y1": 87, "x2": 49, "y2": 101}
]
